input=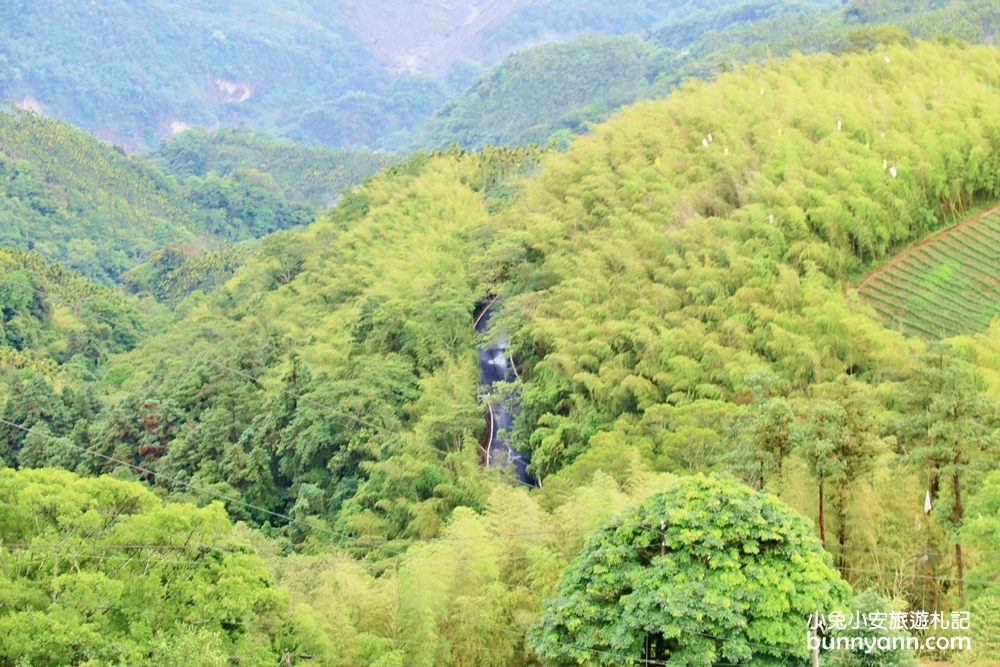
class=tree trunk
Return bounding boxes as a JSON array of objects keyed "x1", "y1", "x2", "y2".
[
  {"x1": 643, "y1": 634, "x2": 667, "y2": 665},
  {"x1": 818, "y1": 477, "x2": 826, "y2": 546},
  {"x1": 954, "y1": 472, "x2": 965, "y2": 604},
  {"x1": 955, "y1": 542, "x2": 965, "y2": 605},
  {"x1": 835, "y1": 490, "x2": 847, "y2": 571}
]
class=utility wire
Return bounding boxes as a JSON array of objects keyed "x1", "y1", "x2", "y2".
[
  {"x1": 2, "y1": 538, "x2": 960, "y2": 560},
  {"x1": 12, "y1": 542, "x2": 968, "y2": 591},
  {"x1": 0, "y1": 417, "x2": 411, "y2": 559},
  {"x1": 3, "y1": 277, "x2": 626, "y2": 538},
  {"x1": 6, "y1": 280, "x2": 989, "y2": 602}
]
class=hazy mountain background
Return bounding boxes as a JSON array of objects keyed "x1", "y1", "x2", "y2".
[
  {"x1": 0, "y1": 0, "x2": 840, "y2": 151},
  {"x1": 3, "y1": 0, "x2": 996, "y2": 285}
]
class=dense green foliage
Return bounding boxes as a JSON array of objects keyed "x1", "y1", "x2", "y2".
[
  {"x1": 0, "y1": 108, "x2": 314, "y2": 284},
  {"x1": 418, "y1": 36, "x2": 661, "y2": 151},
  {"x1": 0, "y1": 246, "x2": 156, "y2": 470},
  {"x1": 9, "y1": 33, "x2": 1000, "y2": 666},
  {"x1": 0, "y1": 107, "x2": 200, "y2": 283},
  {"x1": 494, "y1": 41, "x2": 1000, "y2": 478},
  {"x1": 530, "y1": 475, "x2": 849, "y2": 666},
  {"x1": 420, "y1": 0, "x2": 1000, "y2": 151},
  {"x1": 96, "y1": 154, "x2": 495, "y2": 538},
  {"x1": 18, "y1": 37, "x2": 994, "y2": 561},
  {"x1": 827, "y1": 589, "x2": 918, "y2": 667},
  {"x1": 120, "y1": 242, "x2": 253, "y2": 305},
  {"x1": 152, "y1": 127, "x2": 399, "y2": 205},
  {"x1": 0, "y1": 245, "x2": 150, "y2": 384},
  {"x1": 0, "y1": 468, "x2": 283, "y2": 667},
  {"x1": 0, "y1": 0, "x2": 811, "y2": 151}
]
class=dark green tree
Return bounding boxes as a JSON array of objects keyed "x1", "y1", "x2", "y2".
[
  {"x1": 827, "y1": 589, "x2": 917, "y2": 667},
  {"x1": 725, "y1": 371, "x2": 795, "y2": 490},
  {"x1": 795, "y1": 379, "x2": 886, "y2": 564},
  {"x1": 898, "y1": 344, "x2": 998, "y2": 603}
]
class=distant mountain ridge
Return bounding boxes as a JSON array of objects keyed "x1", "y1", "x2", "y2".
[
  {"x1": 0, "y1": 0, "x2": 837, "y2": 151},
  {"x1": 417, "y1": 0, "x2": 1000, "y2": 150},
  {"x1": 0, "y1": 107, "x2": 385, "y2": 284}
]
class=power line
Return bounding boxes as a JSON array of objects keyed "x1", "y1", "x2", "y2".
[
  {"x1": 0, "y1": 417, "x2": 411, "y2": 559},
  {"x1": 0, "y1": 550, "x2": 234, "y2": 568},
  {"x1": 5, "y1": 277, "x2": 415, "y2": 443},
  {"x1": 837, "y1": 565, "x2": 1000, "y2": 587},
  {"x1": 823, "y1": 543, "x2": 954, "y2": 558},
  {"x1": 0, "y1": 542, "x2": 244, "y2": 550},
  {"x1": 12, "y1": 548, "x2": 977, "y2": 591},
  {"x1": 0, "y1": 538, "x2": 961, "y2": 561},
  {"x1": 8, "y1": 281, "x2": 993, "y2": 595},
  {"x1": 2, "y1": 277, "x2": 630, "y2": 541}
]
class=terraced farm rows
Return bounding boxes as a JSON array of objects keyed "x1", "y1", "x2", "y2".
[{"x1": 857, "y1": 209, "x2": 1000, "y2": 339}]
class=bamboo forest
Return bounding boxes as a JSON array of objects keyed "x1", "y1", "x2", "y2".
[{"x1": 4, "y1": 1, "x2": 1000, "y2": 666}]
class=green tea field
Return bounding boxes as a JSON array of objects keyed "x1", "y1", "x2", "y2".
[{"x1": 858, "y1": 207, "x2": 1000, "y2": 339}]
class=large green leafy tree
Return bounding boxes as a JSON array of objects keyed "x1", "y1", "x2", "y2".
[
  {"x1": 0, "y1": 468, "x2": 285, "y2": 667},
  {"x1": 529, "y1": 475, "x2": 849, "y2": 666}
]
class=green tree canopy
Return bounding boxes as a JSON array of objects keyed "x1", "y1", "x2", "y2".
[
  {"x1": 529, "y1": 474, "x2": 849, "y2": 666},
  {"x1": 898, "y1": 343, "x2": 999, "y2": 601},
  {"x1": 0, "y1": 467, "x2": 284, "y2": 667}
]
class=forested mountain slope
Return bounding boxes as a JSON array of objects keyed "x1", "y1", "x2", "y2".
[
  {"x1": 18, "y1": 38, "x2": 989, "y2": 544},
  {"x1": 151, "y1": 127, "x2": 399, "y2": 206},
  {"x1": 0, "y1": 108, "x2": 350, "y2": 284},
  {"x1": 418, "y1": 35, "x2": 663, "y2": 150},
  {"x1": 0, "y1": 245, "x2": 154, "y2": 470},
  {"x1": 487, "y1": 39, "x2": 1000, "y2": 477},
  {"x1": 419, "y1": 0, "x2": 1000, "y2": 150},
  {"x1": 7, "y1": 38, "x2": 1000, "y2": 666},
  {"x1": 418, "y1": 0, "x2": 832, "y2": 150},
  {"x1": 0, "y1": 245, "x2": 149, "y2": 381},
  {"x1": 95, "y1": 154, "x2": 497, "y2": 534},
  {"x1": 0, "y1": 107, "x2": 204, "y2": 283},
  {"x1": 0, "y1": 0, "x2": 810, "y2": 151},
  {"x1": 0, "y1": 0, "x2": 407, "y2": 151}
]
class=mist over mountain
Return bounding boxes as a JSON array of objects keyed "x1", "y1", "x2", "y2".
[{"x1": 0, "y1": 0, "x2": 841, "y2": 151}]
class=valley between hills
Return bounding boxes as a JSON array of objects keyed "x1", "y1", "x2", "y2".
[{"x1": 4, "y1": 2, "x2": 1000, "y2": 666}]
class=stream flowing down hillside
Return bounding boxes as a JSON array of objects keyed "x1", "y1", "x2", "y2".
[{"x1": 474, "y1": 300, "x2": 534, "y2": 486}]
